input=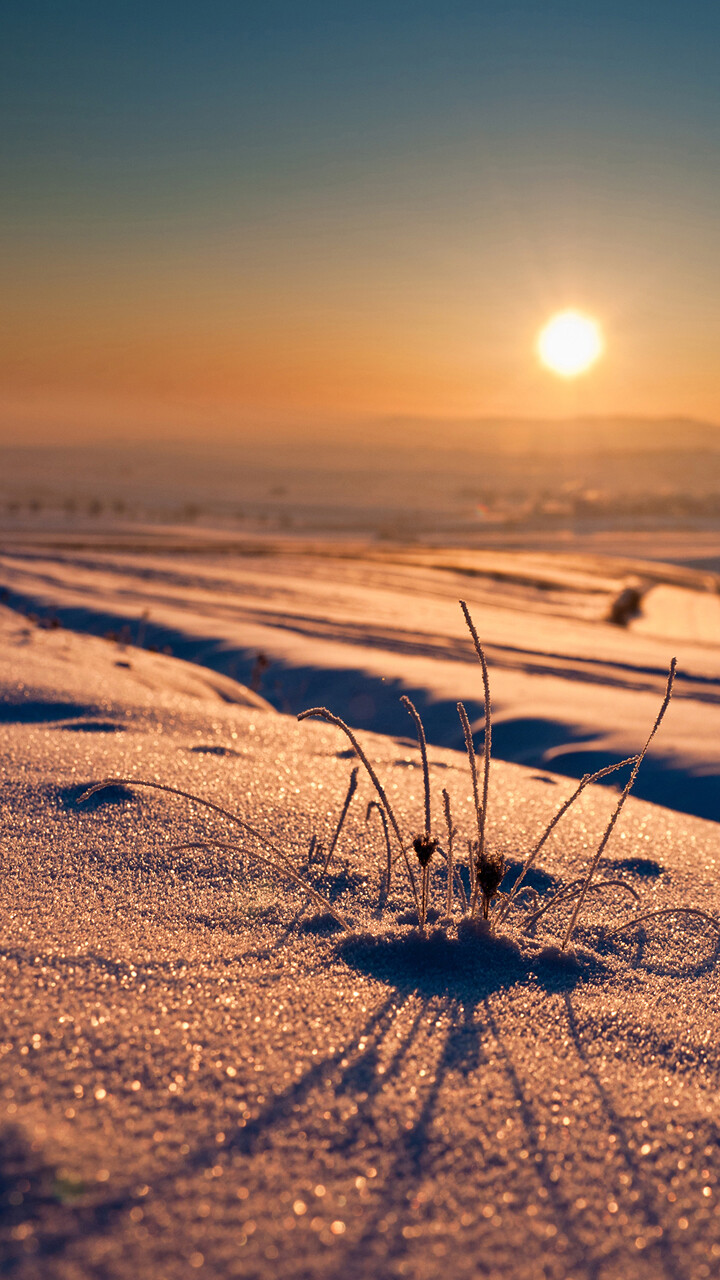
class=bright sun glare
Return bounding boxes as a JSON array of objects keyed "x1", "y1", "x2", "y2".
[{"x1": 537, "y1": 310, "x2": 604, "y2": 378}]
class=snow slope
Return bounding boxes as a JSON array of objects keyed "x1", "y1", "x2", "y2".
[
  {"x1": 1, "y1": 603, "x2": 720, "y2": 1279},
  {"x1": 0, "y1": 529, "x2": 718, "y2": 819}
]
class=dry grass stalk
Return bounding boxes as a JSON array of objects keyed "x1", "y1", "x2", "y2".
[
  {"x1": 321, "y1": 765, "x2": 359, "y2": 874},
  {"x1": 412, "y1": 832, "x2": 437, "y2": 934},
  {"x1": 457, "y1": 701, "x2": 482, "y2": 851},
  {"x1": 561, "y1": 658, "x2": 677, "y2": 951},
  {"x1": 494, "y1": 755, "x2": 640, "y2": 928},
  {"x1": 400, "y1": 694, "x2": 432, "y2": 834},
  {"x1": 297, "y1": 706, "x2": 420, "y2": 913},
  {"x1": 442, "y1": 788, "x2": 460, "y2": 916},
  {"x1": 610, "y1": 907, "x2": 720, "y2": 938},
  {"x1": 365, "y1": 799, "x2": 392, "y2": 904},
  {"x1": 80, "y1": 777, "x2": 295, "y2": 866},
  {"x1": 168, "y1": 838, "x2": 350, "y2": 930},
  {"x1": 77, "y1": 601, "x2": 685, "y2": 955},
  {"x1": 525, "y1": 877, "x2": 640, "y2": 928},
  {"x1": 401, "y1": 695, "x2": 439, "y2": 934},
  {"x1": 459, "y1": 600, "x2": 492, "y2": 909},
  {"x1": 79, "y1": 778, "x2": 350, "y2": 930},
  {"x1": 466, "y1": 838, "x2": 478, "y2": 905}
]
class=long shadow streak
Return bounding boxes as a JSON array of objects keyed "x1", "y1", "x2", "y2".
[
  {"x1": 485, "y1": 999, "x2": 606, "y2": 1280},
  {"x1": 563, "y1": 993, "x2": 690, "y2": 1280},
  {"x1": 337, "y1": 995, "x2": 483, "y2": 1273}
]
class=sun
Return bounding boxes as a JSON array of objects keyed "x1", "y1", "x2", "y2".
[{"x1": 537, "y1": 310, "x2": 604, "y2": 378}]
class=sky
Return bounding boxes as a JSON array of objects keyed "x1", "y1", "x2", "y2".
[{"x1": 3, "y1": 1, "x2": 720, "y2": 443}]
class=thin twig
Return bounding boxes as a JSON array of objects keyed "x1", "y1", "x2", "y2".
[
  {"x1": 457, "y1": 702, "x2": 482, "y2": 850},
  {"x1": 525, "y1": 878, "x2": 640, "y2": 927},
  {"x1": 400, "y1": 695, "x2": 432, "y2": 835},
  {"x1": 562, "y1": 659, "x2": 677, "y2": 951},
  {"x1": 297, "y1": 707, "x2": 420, "y2": 913},
  {"x1": 168, "y1": 838, "x2": 350, "y2": 930},
  {"x1": 79, "y1": 777, "x2": 294, "y2": 866},
  {"x1": 322, "y1": 766, "x2": 359, "y2": 873},
  {"x1": 366, "y1": 800, "x2": 392, "y2": 903},
  {"x1": 420, "y1": 864, "x2": 430, "y2": 935},
  {"x1": 610, "y1": 907, "x2": 720, "y2": 937},
  {"x1": 459, "y1": 600, "x2": 492, "y2": 866},
  {"x1": 306, "y1": 833, "x2": 319, "y2": 869},
  {"x1": 442, "y1": 789, "x2": 457, "y2": 916},
  {"x1": 494, "y1": 755, "x2": 640, "y2": 927}
]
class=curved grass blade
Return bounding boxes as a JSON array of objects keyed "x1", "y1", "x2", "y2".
[
  {"x1": 168, "y1": 838, "x2": 351, "y2": 931},
  {"x1": 562, "y1": 659, "x2": 677, "y2": 951},
  {"x1": 297, "y1": 707, "x2": 420, "y2": 913},
  {"x1": 79, "y1": 777, "x2": 295, "y2": 866}
]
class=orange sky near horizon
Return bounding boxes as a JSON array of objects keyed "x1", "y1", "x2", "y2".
[
  {"x1": 3, "y1": 317, "x2": 720, "y2": 444},
  {"x1": 4, "y1": 226, "x2": 720, "y2": 442}
]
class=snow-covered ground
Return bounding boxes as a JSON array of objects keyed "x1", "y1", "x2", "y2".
[
  {"x1": 0, "y1": 528, "x2": 718, "y2": 819},
  {"x1": 2, "y1": 591, "x2": 720, "y2": 1279}
]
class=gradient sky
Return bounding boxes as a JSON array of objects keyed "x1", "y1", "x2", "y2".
[{"x1": 3, "y1": 1, "x2": 720, "y2": 441}]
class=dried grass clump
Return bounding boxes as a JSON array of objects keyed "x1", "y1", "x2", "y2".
[
  {"x1": 79, "y1": 600, "x2": 718, "y2": 958},
  {"x1": 297, "y1": 602, "x2": 696, "y2": 952}
]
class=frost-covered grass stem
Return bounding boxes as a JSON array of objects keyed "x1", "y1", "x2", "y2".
[
  {"x1": 297, "y1": 707, "x2": 420, "y2": 913},
  {"x1": 459, "y1": 601, "x2": 491, "y2": 877},
  {"x1": 401, "y1": 694, "x2": 432, "y2": 835},
  {"x1": 495, "y1": 755, "x2": 640, "y2": 928},
  {"x1": 442, "y1": 788, "x2": 458, "y2": 916},
  {"x1": 366, "y1": 799, "x2": 392, "y2": 905},
  {"x1": 321, "y1": 766, "x2": 358, "y2": 874},
  {"x1": 561, "y1": 658, "x2": 677, "y2": 951}
]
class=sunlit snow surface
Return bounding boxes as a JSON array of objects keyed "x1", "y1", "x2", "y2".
[
  {"x1": 1, "y1": 526, "x2": 719, "y2": 818},
  {"x1": 1, "y1": 601, "x2": 720, "y2": 1279}
]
